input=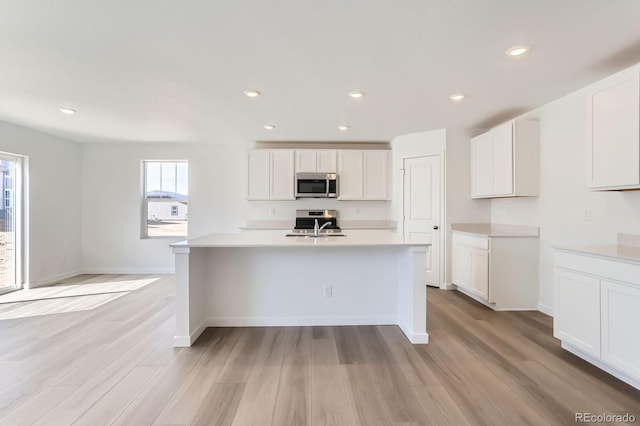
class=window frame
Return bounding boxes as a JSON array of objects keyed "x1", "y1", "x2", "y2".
[{"x1": 141, "y1": 160, "x2": 188, "y2": 239}]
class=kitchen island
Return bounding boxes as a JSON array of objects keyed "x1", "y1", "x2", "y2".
[{"x1": 171, "y1": 232, "x2": 430, "y2": 346}]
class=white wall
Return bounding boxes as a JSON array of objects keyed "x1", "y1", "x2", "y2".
[
  {"x1": 81, "y1": 143, "x2": 248, "y2": 272},
  {"x1": 81, "y1": 142, "x2": 394, "y2": 272},
  {"x1": 0, "y1": 121, "x2": 82, "y2": 286},
  {"x1": 490, "y1": 63, "x2": 640, "y2": 315},
  {"x1": 391, "y1": 129, "x2": 491, "y2": 287}
]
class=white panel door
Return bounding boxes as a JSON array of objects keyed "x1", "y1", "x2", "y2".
[
  {"x1": 403, "y1": 155, "x2": 441, "y2": 287},
  {"x1": 554, "y1": 269, "x2": 601, "y2": 358},
  {"x1": 601, "y1": 280, "x2": 640, "y2": 381}
]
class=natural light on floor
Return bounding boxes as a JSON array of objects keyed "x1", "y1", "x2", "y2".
[{"x1": 0, "y1": 276, "x2": 159, "y2": 320}]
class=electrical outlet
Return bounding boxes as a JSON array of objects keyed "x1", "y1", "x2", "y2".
[
  {"x1": 583, "y1": 209, "x2": 592, "y2": 221},
  {"x1": 323, "y1": 285, "x2": 332, "y2": 298},
  {"x1": 269, "y1": 207, "x2": 276, "y2": 216}
]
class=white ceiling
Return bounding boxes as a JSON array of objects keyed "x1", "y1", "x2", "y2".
[{"x1": 1, "y1": 0, "x2": 639, "y2": 144}]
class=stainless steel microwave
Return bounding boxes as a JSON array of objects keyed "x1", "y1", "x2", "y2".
[{"x1": 295, "y1": 173, "x2": 339, "y2": 198}]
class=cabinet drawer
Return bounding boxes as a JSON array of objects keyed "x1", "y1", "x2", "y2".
[{"x1": 452, "y1": 232, "x2": 489, "y2": 250}]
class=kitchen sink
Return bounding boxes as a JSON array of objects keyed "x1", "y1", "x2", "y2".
[{"x1": 285, "y1": 232, "x2": 346, "y2": 237}]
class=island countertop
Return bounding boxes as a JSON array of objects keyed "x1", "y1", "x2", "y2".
[{"x1": 172, "y1": 231, "x2": 428, "y2": 249}]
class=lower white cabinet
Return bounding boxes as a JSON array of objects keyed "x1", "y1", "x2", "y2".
[
  {"x1": 554, "y1": 249, "x2": 640, "y2": 389},
  {"x1": 554, "y1": 269, "x2": 601, "y2": 357},
  {"x1": 451, "y1": 231, "x2": 538, "y2": 310}
]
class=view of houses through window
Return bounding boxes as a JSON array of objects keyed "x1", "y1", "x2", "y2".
[{"x1": 143, "y1": 161, "x2": 188, "y2": 238}]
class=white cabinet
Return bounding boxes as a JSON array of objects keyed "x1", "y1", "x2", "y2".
[
  {"x1": 554, "y1": 249, "x2": 640, "y2": 389},
  {"x1": 554, "y1": 269, "x2": 601, "y2": 358},
  {"x1": 295, "y1": 150, "x2": 337, "y2": 173},
  {"x1": 586, "y1": 65, "x2": 640, "y2": 190},
  {"x1": 247, "y1": 150, "x2": 295, "y2": 200},
  {"x1": 451, "y1": 231, "x2": 538, "y2": 310},
  {"x1": 601, "y1": 280, "x2": 640, "y2": 381},
  {"x1": 451, "y1": 233, "x2": 489, "y2": 300},
  {"x1": 337, "y1": 150, "x2": 390, "y2": 200},
  {"x1": 470, "y1": 120, "x2": 539, "y2": 198}
]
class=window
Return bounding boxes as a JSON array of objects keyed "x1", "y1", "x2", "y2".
[
  {"x1": 142, "y1": 161, "x2": 188, "y2": 238},
  {"x1": 0, "y1": 153, "x2": 23, "y2": 293}
]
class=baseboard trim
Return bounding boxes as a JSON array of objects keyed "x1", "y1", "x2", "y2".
[
  {"x1": 78, "y1": 268, "x2": 175, "y2": 275},
  {"x1": 174, "y1": 321, "x2": 207, "y2": 347},
  {"x1": 538, "y1": 303, "x2": 554, "y2": 317},
  {"x1": 205, "y1": 315, "x2": 397, "y2": 327},
  {"x1": 26, "y1": 270, "x2": 83, "y2": 289},
  {"x1": 562, "y1": 342, "x2": 640, "y2": 391},
  {"x1": 439, "y1": 282, "x2": 456, "y2": 290},
  {"x1": 398, "y1": 321, "x2": 429, "y2": 344}
]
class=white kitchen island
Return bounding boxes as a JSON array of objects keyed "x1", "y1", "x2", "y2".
[{"x1": 171, "y1": 232, "x2": 430, "y2": 347}]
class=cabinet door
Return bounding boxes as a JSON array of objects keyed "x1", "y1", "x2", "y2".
[
  {"x1": 337, "y1": 150, "x2": 364, "y2": 200},
  {"x1": 601, "y1": 280, "x2": 640, "y2": 381},
  {"x1": 471, "y1": 132, "x2": 494, "y2": 198},
  {"x1": 554, "y1": 269, "x2": 601, "y2": 357},
  {"x1": 491, "y1": 123, "x2": 514, "y2": 196},
  {"x1": 587, "y1": 67, "x2": 640, "y2": 189},
  {"x1": 470, "y1": 248, "x2": 489, "y2": 300},
  {"x1": 363, "y1": 150, "x2": 390, "y2": 200},
  {"x1": 452, "y1": 244, "x2": 471, "y2": 290},
  {"x1": 316, "y1": 150, "x2": 337, "y2": 173},
  {"x1": 295, "y1": 150, "x2": 316, "y2": 173},
  {"x1": 247, "y1": 150, "x2": 270, "y2": 200},
  {"x1": 270, "y1": 150, "x2": 295, "y2": 200}
]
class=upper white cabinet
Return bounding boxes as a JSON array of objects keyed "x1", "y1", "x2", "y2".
[
  {"x1": 337, "y1": 150, "x2": 390, "y2": 200},
  {"x1": 587, "y1": 66, "x2": 640, "y2": 190},
  {"x1": 295, "y1": 150, "x2": 337, "y2": 173},
  {"x1": 247, "y1": 150, "x2": 295, "y2": 200},
  {"x1": 470, "y1": 120, "x2": 539, "y2": 198}
]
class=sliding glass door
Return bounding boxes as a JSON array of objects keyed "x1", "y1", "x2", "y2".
[{"x1": 0, "y1": 153, "x2": 22, "y2": 292}]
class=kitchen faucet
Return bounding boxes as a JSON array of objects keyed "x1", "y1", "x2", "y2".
[{"x1": 314, "y1": 219, "x2": 331, "y2": 237}]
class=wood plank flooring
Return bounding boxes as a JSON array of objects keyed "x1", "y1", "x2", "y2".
[{"x1": 0, "y1": 274, "x2": 638, "y2": 425}]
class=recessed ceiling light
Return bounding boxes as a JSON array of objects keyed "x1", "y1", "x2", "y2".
[
  {"x1": 348, "y1": 91, "x2": 364, "y2": 99},
  {"x1": 505, "y1": 45, "x2": 531, "y2": 57},
  {"x1": 59, "y1": 107, "x2": 76, "y2": 115},
  {"x1": 449, "y1": 93, "x2": 466, "y2": 102},
  {"x1": 244, "y1": 90, "x2": 261, "y2": 98},
  {"x1": 338, "y1": 125, "x2": 350, "y2": 131},
  {"x1": 263, "y1": 124, "x2": 275, "y2": 130}
]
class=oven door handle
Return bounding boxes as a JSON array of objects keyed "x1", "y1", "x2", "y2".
[{"x1": 326, "y1": 177, "x2": 330, "y2": 196}]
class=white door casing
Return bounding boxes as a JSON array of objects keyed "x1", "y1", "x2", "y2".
[{"x1": 403, "y1": 155, "x2": 441, "y2": 287}]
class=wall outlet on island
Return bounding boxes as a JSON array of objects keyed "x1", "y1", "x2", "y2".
[
  {"x1": 323, "y1": 285, "x2": 332, "y2": 298},
  {"x1": 582, "y1": 209, "x2": 592, "y2": 221},
  {"x1": 269, "y1": 207, "x2": 276, "y2": 216}
]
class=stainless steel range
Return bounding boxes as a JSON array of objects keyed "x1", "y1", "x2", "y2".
[{"x1": 285, "y1": 210, "x2": 345, "y2": 237}]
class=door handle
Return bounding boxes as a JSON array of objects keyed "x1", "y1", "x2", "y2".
[{"x1": 433, "y1": 226, "x2": 439, "y2": 230}]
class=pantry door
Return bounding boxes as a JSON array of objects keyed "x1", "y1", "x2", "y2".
[{"x1": 403, "y1": 155, "x2": 441, "y2": 287}]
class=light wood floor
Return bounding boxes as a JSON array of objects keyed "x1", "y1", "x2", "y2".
[{"x1": 0, "y1": 274, "x2": 638, "y2": 425}]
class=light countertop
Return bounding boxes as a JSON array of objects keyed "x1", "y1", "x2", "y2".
[
  {"x1": 450, "y1": 223, "x2": 539, "y2": 238},
  {"x1": 172, "y1": 231, "x2": 427, "y2": 248},
  {"x1": 555, "y1": 244, "x2": 640, "y2": 264},
  {"x1": 555, "y1": 234, "x2": 640, "y2": 264}
]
